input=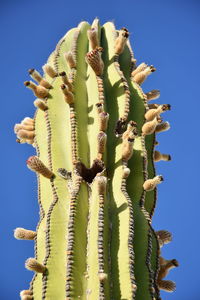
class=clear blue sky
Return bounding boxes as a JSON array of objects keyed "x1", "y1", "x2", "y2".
[{"x1": 1, "y1": 0, "x2": 199, "y2": 299}]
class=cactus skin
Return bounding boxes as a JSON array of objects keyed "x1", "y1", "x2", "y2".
[{"x1": 14, "y1": 19, "x2": 178, "y2": 300}]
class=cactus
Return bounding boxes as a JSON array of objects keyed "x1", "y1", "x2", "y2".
[{"x1": 14, "y1": 19, "x2": 178, "y2": 300}]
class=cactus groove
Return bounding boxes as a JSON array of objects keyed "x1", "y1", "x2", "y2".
[{"x1": 14, "y1": 19, "x2": 178, "y2": 300}]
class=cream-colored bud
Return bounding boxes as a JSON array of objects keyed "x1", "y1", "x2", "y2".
[
  {"x1": 99, "y1": 272, "x2": 108, "y2": 281},
  {"x1": 64, "y1": 51, "x2": 76, "y2": 68},
  {"x1": 17, "y1": 130, "x2": 35, "y2": 140},
  {"x1": 145, "y1": 104, "x2": 171, "y2": 122},
  {"x1": 87, "y1": 27, "x2": 99, "y2": 50},
  {"x1": 122, "y1": 167, "x2": 130, "y2": 178},
  {"x1": 34, "y1": 99, "x2": 48, "y2": 111},
  {"x1": 61, "y1": 84, "x2": 74, "y2": 104},
  {"x1": 145, "y1": 89, "x2": 160, "y2": 101},
  {"x1": 26, "y1": 156, "x2": 55, "y2": 179},
  {"x1": 131, "y1": 62, "x2": 148, "y2": 77},
  {"x1": 14, "y1": 124, "x2": 34, "y2": 133},
  {"x1": 25, "y1": 258, "x2": 47, "y2": 273},
  {"x1": 154, "y1": 151, "x2": 171, "y2": 162},
  {"x1": 96, "y1": 175, "x2": 107, "y2": 195},
  {"x1": 42, "y1": 64, "x2": 57, "y2": 78},
  {"x1": 155, "y1": 121, "x2": 170, "y2": 133},
  {"x1": 133, "y1": 65, "x2": 156, "y2": 85},
  {"x1": 14, "y1": 228, "x2": 36, "y2": 240},
  {"x1": 21, "y1": 117, "x2": 34, "y2": 126},
  {"x1": 122, "y1": 134, "x2": 135, "y2": 161},
  {"x1": 20, "y1": 290, "x2": 33, "y2": 298},
  {"x1": 24, "y1": 81, "x2": 49, "y2": 99},
  {"x1": 143, "y1": 175, "x2": 163, "y2": 191},
  {"x1": 114, "y1": 28, "x2": 129, "y2": 55},
  {"x1": 142, "y1": 117, "x2": 159, "y2": 136}
]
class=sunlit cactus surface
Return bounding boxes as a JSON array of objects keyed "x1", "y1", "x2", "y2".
[{"x1": 14, "y1": 19, "x2": 178, "y2": 300}]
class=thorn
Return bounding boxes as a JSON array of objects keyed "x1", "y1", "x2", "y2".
[
  {"x1": 25, "y1": 258, "x2": 47, "y2": 273},
  {"x1": 26, "y1": 156, "x2": 55, "y2": 179},
  {"x1": 14, "y1": 228, "x2": 36, "y2": 240}
]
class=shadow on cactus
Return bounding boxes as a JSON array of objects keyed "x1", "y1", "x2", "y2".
[{"x1": 14, "y1": 19, "x2": 178, "y2": 300}]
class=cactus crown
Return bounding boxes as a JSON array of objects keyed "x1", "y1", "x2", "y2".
[{"x1": 14, "y1": 19, "x2": 178, "y2": 300}]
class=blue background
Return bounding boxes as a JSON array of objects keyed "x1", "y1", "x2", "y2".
[{"x1": 1, "y1": 0, "x2": 199, "y2": 299}]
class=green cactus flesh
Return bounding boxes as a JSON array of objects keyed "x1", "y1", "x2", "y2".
[{"x1": 15, "y1": 19, "x2": 178, "y2": 300}]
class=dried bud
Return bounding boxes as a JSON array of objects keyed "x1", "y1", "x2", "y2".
[
  {"x1": 28, "y1": 68, "x2": 51, "y2": 89},
  {"x1": 143, "y1": 175, "x2": 163, "y2": 191},
  {"x1": 14, "y1": 228, "x2": 36, "y2": 240},
  {"x1": 145, "y1": 105, "x2": 170, "y2": 122},
  {"x1": 42, "y1": 64, "x2": 57, "y2": 78},
  {"x1": 59, "y1": 71, "x2": 73, "y2": 91},
  {"x1": 21, "y1": 117, "x2": 34, "y2": 126},
  {"x1": 25, "y1": 258, "x2": 47, "y2": 273},
  {"x1": 99, "y1": 112, "x2": 109, "y2": 131},
  {"x1": 61, "y1": 84, "x2": 74, "y2": 104},
  {"x1": 155, "y1": 121, "x2": 170, "y2": 133},
  {"x1": 24, "y1": 81, "x2": 49, "y2": 99},
  {"x1": 85, "y1": 47, "x2": 104, "y2": 76},
  {"x1": 96, "y1": 102, "x2": 104, "y2": 113},
  {"x1": 34, "y1": 99, "x2": 48, "y2": 111},
  {"x1": 158, "y1": 280, "x2": 176, "y2": 292},
  {"x1": 14, "y1": 124, "x2": 34, "y2": 133},
  {"x1": 97, "y1": 131, "x2": 107, "y2": 157},
  {"x1": 26, "y1": 156, "x2": 55, "y2": 179},
  {"x1": 154, "y1": 151, "x2": 171, "y2": 162},
  {"x1": 156, "y1": 230, "x2": 172, "y2": 247},
  {"x1": 145, "y1": 89, "x2": 160, "y2": 101},
  {"x1": 64, "y1": 51, "x2": 76, "y2": 68}
]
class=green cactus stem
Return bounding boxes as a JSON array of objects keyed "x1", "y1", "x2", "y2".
[{"x1": 14, "y1": 19, "x2": 178, "y2": 300}]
